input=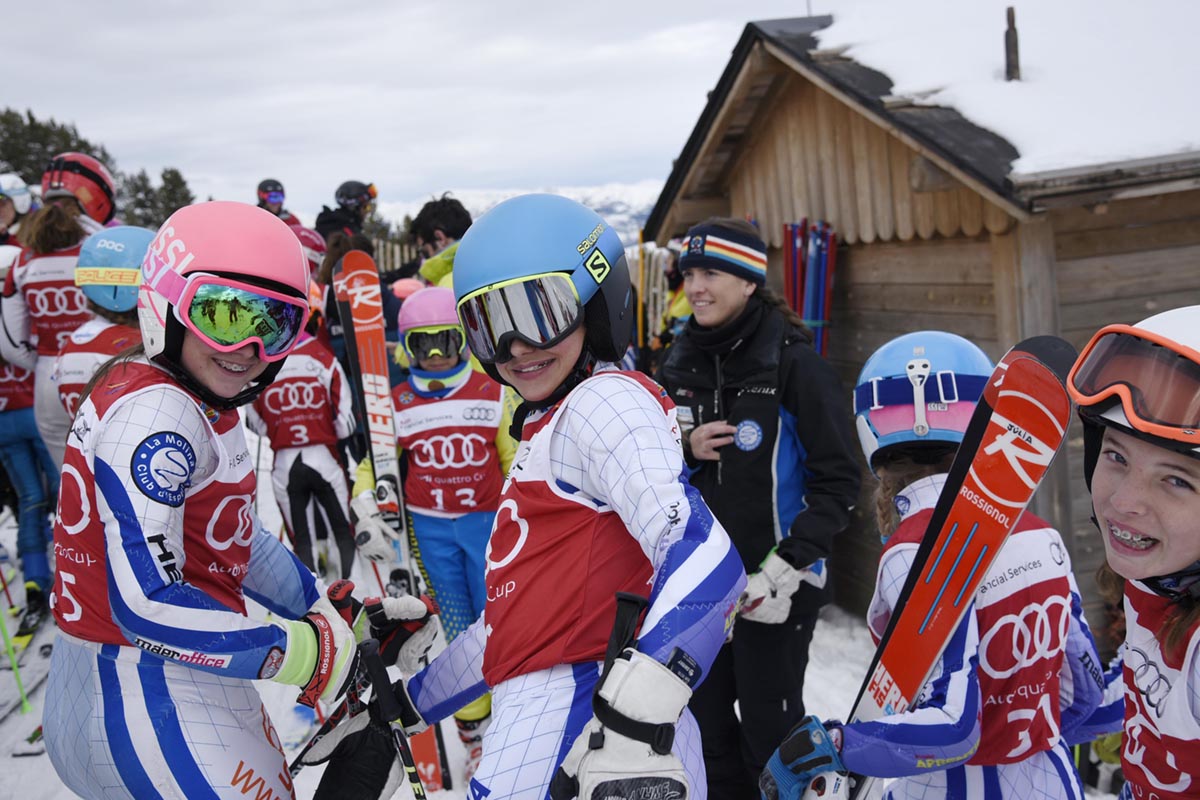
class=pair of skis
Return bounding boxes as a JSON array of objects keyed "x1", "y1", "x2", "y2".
[
  {"x1": 330, "y1": 250, "x2": 451, "y2": 792},
  {"x1": 806, "y1": 335, "x2": 1076, "y2": 800}
]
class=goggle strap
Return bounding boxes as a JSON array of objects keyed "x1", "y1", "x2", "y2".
[{"x1": 149, "y1": 266, "x2": 188, "y2": 305}]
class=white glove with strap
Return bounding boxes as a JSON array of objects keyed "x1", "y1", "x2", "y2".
[
  {"x1": 269, "y1": 596, "x2": 359, "y2": 706},
  {"x1": 350, "y1": 491, "x2": 398, "y2": 562},
  {"x1": 740, "y1": 550, "x2": 826, "y2": 624},
  {"x1": 366, "y1": 594, "x2": 440, "y2": 675},
  {"x1": 550, "y1": 650, "x2": 691, "y2": 800}
]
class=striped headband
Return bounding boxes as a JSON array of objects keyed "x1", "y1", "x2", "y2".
[{"x1": 678, "y1": 223, "x2": 767, "y2": 285}]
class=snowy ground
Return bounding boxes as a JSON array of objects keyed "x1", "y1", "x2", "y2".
[{"x1": 0, "y1": 426, "x2": 1116, "y2": 799}]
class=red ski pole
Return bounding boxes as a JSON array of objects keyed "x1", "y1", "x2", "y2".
[{"x1": 0, "y1": 559, "x2": 14, "y2": 610}]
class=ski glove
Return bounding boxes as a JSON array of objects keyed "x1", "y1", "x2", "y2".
[
  {"x1": 759, "y1": 716, "x2": 849, "y2": 800},
  {"x1": 366, "y1": 594, "x2": 440, "y2": 674},
  {"x1": 550, "y1": 650, "x2": 691, "y2": 800},
  {"x1": 740, "y1": 550, "x2": 825, "y2": 624},
  {"x1": 271, "y1": 596, "x2": 360, "y2": 707},
  {"x1": 350, "y1": 491, "x2": 398, "y2": 562}
]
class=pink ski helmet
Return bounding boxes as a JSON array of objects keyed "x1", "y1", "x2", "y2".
[
  {"x1": 397, "y1": 286, "x2": 466, "y2": 362},
  {"x1": 139, "y1": 201, "x2": 311, "y2": 409},
  {"x1": 391, "y1": 278, "x2": 425, "y2": 301}
]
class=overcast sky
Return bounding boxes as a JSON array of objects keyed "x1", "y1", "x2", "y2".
[{"x1": 8, "y1": 1, "x2": 824, "y2": 223}]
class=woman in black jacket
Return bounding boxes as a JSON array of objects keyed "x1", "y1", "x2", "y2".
[{"x1": 656, "y1": 217, "x2": 861, "y2": 800}]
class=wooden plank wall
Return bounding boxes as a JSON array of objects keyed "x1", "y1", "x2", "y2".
[
  {"x1": 1052, "y1": 189, "x2": 1200, "y2": 649},
  {"x1": 726, "y1": 79, "x2": 1013, "y2": 249},
  {"x1": 827, "y1": 235, "x2": 997, "y2": 614}
]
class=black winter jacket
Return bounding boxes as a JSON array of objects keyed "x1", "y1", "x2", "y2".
[{"x1": 657, "y1": 298, "x2": 860, "y2": 575}]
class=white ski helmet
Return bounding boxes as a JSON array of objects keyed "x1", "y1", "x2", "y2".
[
  {"x1": 1070, "y1": 304, "x2": 1200, "y2": 599},
  {"x1": 0, "y1": 174, "x2": 33, "y2": 217}
]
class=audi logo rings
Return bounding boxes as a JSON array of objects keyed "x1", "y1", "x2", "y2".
[
  {"x1": 978, "y1": 595, "x2": 1070, "y2": 679},
  {"x1": 262, "y1": 383, "x2": 324, "y2": 414},
  {"x1": 27, "y1": 286, "x2": 88, "y2": 316},
  {"x1": 463, "y1": 405, "x2": 497, "y2": 422},
  {"x1": 410, "y1": 433, "x2": 489, "y2": 469}
]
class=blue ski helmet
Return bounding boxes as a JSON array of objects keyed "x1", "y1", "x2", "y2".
[
  {"x1": 854, "y1": 331, "x2": 993, "y2": 472},
  {"x1": 452, "y1": 193, "x2": 632, "y2": 380},
  {"x1": 76, "y1": 226, "x2": 155, "y2": 312}
]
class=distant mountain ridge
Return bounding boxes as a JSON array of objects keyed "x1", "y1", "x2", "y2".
[{"x1": 378, "y1": 179, "x2": 664, "y2": 246}]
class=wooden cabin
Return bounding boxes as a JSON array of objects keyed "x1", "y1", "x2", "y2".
[{"x1": 642, "y1": 16, "x2": 1200, "y2": 633}]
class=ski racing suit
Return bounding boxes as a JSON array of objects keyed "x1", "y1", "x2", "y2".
[
  {"x1": 1106, "y1": 579, "x2": 1200, "y2": 800},
  {"x1": 53, "y1": 318, "x2": 141, "y2": 416},
  {"x1": 403, "y1": 368, "x2": 747, "y2": 799},
  {"x1": 43, "y1": 359, "x2": 323, "y2": 800},
  {"x1": 0, "y1": 240, "x2": 95, "y2": 468},
  {"x1": 246, "y1": 334, "x2": 356, "y2": 579},
  {"x1": 390, "y1": 363, "x2": 513, "y2": 639},
  {"x1": 845, "y1": 474, "x2": 1106, "y2": 800}
]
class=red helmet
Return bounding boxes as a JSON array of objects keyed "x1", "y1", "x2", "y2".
[
  {"x1": 41, "y1": 152, "x2": 116, "y2": 224},
  {"x1": 292, "y1": 225, "x2": 327, "y2": 275}
]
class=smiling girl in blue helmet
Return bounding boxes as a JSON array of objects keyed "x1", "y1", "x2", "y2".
[{"x1": 308, "y1": 194, "x2": 747, "y2": 800}]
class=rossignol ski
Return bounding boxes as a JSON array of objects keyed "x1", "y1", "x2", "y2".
[
  {"x1": 832, "y1": 335, "x2": 1076, "y2": 800},
  {"x1": 331, "y1": 250, "x2": 451, "y2": 790},
  {"x1": 332, "y1": 251, "x2": 406, "y2": 542}
]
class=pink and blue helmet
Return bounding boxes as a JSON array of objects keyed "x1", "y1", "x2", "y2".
[{"x1": 854, "y1": 331, "x2": 993, "y2": 473}]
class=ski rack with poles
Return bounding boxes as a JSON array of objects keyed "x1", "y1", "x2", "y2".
[{"x1": 783, "y1": 220, "x2": 838, "y2": 356}]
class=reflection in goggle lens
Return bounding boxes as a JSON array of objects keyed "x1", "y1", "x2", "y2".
[{"x1": 186, "y1": 283, "x2": 306, "y2": 357}]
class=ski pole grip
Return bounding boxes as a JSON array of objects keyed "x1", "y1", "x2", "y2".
[
  {"x1": 604, "y1": 592, "x2": 649, "y2": 674},
  {"x1": 361, "y1": 638, "x2": 406, "y2": 723}
]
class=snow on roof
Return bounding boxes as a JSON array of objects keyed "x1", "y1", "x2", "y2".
[{"x1": 812, "y1": 0, "x2": 1200, "y2": 176}]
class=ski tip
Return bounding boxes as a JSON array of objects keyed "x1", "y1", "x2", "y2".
[
  {"x1": 343, "y1": 250, "x2": 378, "y2": 270},
  {"x1": 1006, "y1": 336, "x2": 1078, "y2": 382}
]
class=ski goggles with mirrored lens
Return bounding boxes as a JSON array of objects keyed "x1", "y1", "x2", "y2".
[
  {"x1": 405, "y1": 327, "x2": 465, "y2": 362},
  {"x1": 456, "y1": 273, "x2": 582, "y2": 364},
  {"x1": 1069, "y1": 324, "x2": 1200, "y2": 443},
  {"x1": 264, "y1": 191, "x2": 285, "y2": 205},
  {"x1": 153, "y1": 271, "x2": 310, "y2": 362}
]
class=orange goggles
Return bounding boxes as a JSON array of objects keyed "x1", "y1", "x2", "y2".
[{"x1": 1068, "y1": 323, "x2": 1200, "y2": 444}]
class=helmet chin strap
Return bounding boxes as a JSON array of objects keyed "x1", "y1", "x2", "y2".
[
  {"x1": 1142, "y1": 560, "x2": 1200, "y2": 604},
  {"x1": 154, "y1": 321, "x2": 280, "y2": 411},
  {"x1": 508, "y1": 349, "x2": 597, "y2": 440}
]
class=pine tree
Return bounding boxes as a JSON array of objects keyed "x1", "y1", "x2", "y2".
[
  {"x1": 363, "y1": 207, "x2": 397, "y2": 242},
  {"x1": 0, "y1": 108, "x2": 116, "y2": 185},
  {"x1": 117, "y1": 169, "x2": 159, "y2": 228},
  {"x1": 1, "y1": 106, "x2": 197, "y2": 227},
  {"x1": 155, "y1": 168, "x2": 195, "y2": 222}
]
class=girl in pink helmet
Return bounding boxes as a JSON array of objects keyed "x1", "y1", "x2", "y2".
[
  {"x1": 348, "y1": 284, "x2": 515, "y2": 783},
  {"x1": 39, "y1": 201, "x2": 432, "y2": 799}
]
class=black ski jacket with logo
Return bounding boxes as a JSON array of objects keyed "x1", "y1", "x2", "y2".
[{"x1": 657, "y1": 299, "x2": 860, "y2": 581}]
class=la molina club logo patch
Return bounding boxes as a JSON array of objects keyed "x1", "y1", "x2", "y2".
[{"x1": 132, "y1": 432, "x2": 196, "y2": 507}]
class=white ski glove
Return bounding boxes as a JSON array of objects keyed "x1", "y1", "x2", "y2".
[
  {"x1": 550, "y1": 651, "x2": 691, "y2": 800},
  {"x1": 269, "y1": 596, "x2": 359, "y2": 706},
  {"x1": 366, "y1": 594, "x2": 440, "y2": 675},
  {"x1": 740, "y1": 551, "x2": 825, "y2": 624},
  {"x1": 350, "y1": 491, "x2": 398, "y2": 562}
]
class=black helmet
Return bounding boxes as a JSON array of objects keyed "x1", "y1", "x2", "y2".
[
  {"x1": 257, "y1": 179, "x2": 284, "y2": 204},
  {"x1": 335, "y1": 180, "x2": 377, "y2": 210}
]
